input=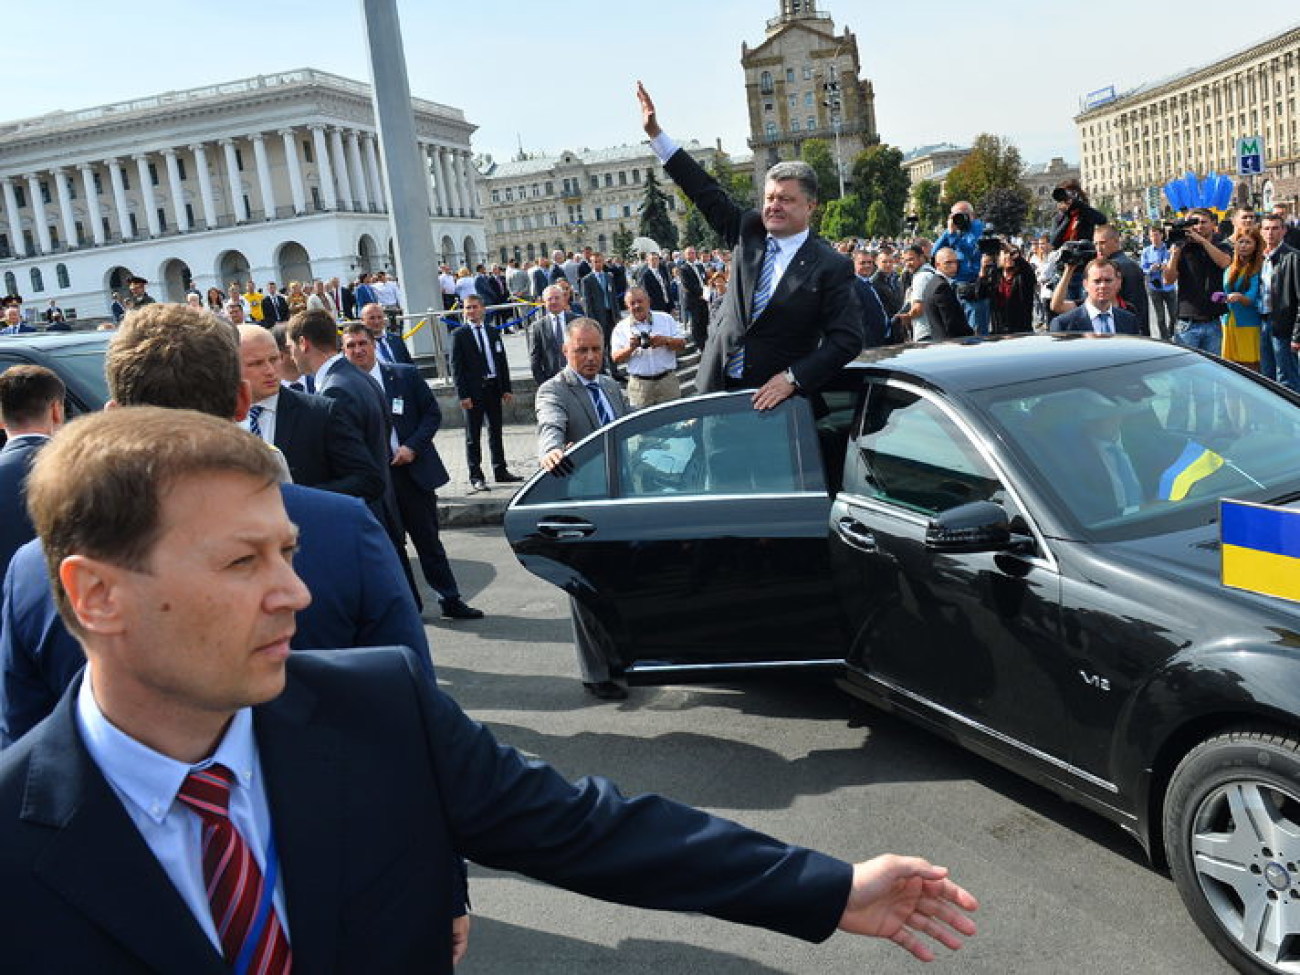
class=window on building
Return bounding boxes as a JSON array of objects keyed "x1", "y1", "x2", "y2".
[
  {"x1": 302, "y1": 140, "x2": 313, "y2": 163},
  {"x1": 74, "y1": 221, "x2": 85, "y2": 245},
  {"x1": 13, "y1": 185, "x2": 25, "y2": 208},
  {"x1": 590, "y1": 175, "x2": 599, "y2": 189},
  {"x1": 4, "y1": 271, "x2": 16, "y2": 295},
  {"x1": 185, "y1": 203, "x2": 195, "y2": 226},
  {"x1": 791, "y1": 118, "x2": 801, "y2": 132},
  {"x1": 93, "y1": 172, "x2": 103, "y2": 194},
  {"x1": 622, "y1": 205, "x2": 631, "y2": 218},
  {"x1": 545, "y1": 180, "x2": 554, "y2": 195},
  {"x1": 491, "y1": 189, "x2": 500, "y2": 203},
  {"x1": 148, "y1": 163, "x2": 160, "y2": 187},
  {"x1": 618, "y1": 171, "x2": 627, "y2": 186},
  {"x1": 0, "y1": 233, "x2": 9, "y2": 259},
  {"x1": 235, "y1": 149, "x2": 245, "y2": 171},
  {"x1": 764, "y1": 101, "x2": 774, "y2": 113},
  {"x1": 22, "y1": 230, "x2": 33, "y2": 252},
  {"x1": 766, "y1": 122, "x2": 778, "y2": 138},
  {"x1": 177, "y1": 158, "x2": 187, "y2": 181},
  {"x1": 157, "y1": 208, "x2": 167, "y2": 232},
  {"x1": 49, "y1": 226, "x2": 59, "y2": 248},
  {"x1": 594, "y1": 206, "x2": 603, "y2": 221},
  {"x1": 121, "y1": 170, "x2": 131, "y2": 191},
  {"x1": 55, "y1": 263, "x2": 70, "y2": 289},
  {"x1": 807, "y1": 116, "x2": 816, "y2": 131},
  {"x1": 760, "y1": 71, "x2": 774, "y2": 94},
  {"x1": 803, "y1": 65, "x2": 813, "y2": 80},
  {"x1": 788, "y1": 93, "x2": 798, "y2": 108},
  {"x1": 505, "y1": 188, "x2": 513, "y2": 202},
  {"x1": 30, "y1": 268, "x2": 44, "y2": 293},
  {"x1": 40, "y1": 182, "x2": 50, "y2": 205},
  {"x1": 805, "y1": 91, "x2": 814, "y2": 107},
  {"x1": 242, "y1": 195, "x2": 251, "y2": 219},
  {"x1": 786, "y1": 68, "x2": 795, "y2": 84},
  {"x1": 310, "y1": 186, "x2": 321, "y2": 209},
  {"x1": 549, "y1": 212, "x2": 559, "y2": 226},
  {"x1": 604, "y1": 173, "x2": 613, "y2": 187}
]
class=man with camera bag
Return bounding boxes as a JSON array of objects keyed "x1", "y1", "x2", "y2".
[
  {"x1": 1162, "y1": 208, "x2": 1232, "y2": 353},
  {"x1": 932, "y1": 203, "x2": 989, "y2": 334}
]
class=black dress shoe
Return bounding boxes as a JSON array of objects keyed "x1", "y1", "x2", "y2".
[
  {"x1": 470, "y1": 477, "x2": 489, "y2": 492},
  {"x1": 440, "y1": 598, "x2": 484, "y2": 620},
  {"x1": 495, "y1": 470, "x2": 524, "y2": 483},
  {"x1": 582, "y1": 681, "x2": 628, "y2": 701}
]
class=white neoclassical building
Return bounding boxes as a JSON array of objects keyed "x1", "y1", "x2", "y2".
[{"x1": 0, "y1": 69, "x2": 485, "y2": 321}]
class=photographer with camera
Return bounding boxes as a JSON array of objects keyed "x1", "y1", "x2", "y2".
[
  {"x1": 932, "y1": 202, "x2": 990, "y2": 334},
  {"x1": 611, "y1": 285, "x2": 686, "y2": 407},
  {"x1": 1049, "y1": 179, "x2": 1108, "y2": 249},
  {"x1": 1162, "y1": 208, "x2": 1232, "y2": 353},
  {"x1": 977, "y1": 241, "x2": 1037, "y2": 334}
]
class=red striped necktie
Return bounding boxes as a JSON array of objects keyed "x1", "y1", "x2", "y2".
[{"x1": 177, "y1": 765, "x2": 292, "y2": 974}]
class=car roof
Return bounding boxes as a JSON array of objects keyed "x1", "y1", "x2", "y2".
[
  {"x1": 0, "y1": 331, "x2": 113, "y2": 353},
  {"x1": 847, "y1": 334, "x2": 1191, "y2": 392}
]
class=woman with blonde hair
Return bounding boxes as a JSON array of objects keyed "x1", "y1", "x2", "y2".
[{"x1": 1219, "y1": 226, "x2": 1264, "y2": 370}]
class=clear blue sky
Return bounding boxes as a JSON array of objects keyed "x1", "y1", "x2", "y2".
[{"x1": 10, "y1": 3, "x2": 1297, "y2": 168}]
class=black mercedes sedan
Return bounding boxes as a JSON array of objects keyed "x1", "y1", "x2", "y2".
[{"x1": 505, "y1": 334, "x2": 1300, "y2": 974}]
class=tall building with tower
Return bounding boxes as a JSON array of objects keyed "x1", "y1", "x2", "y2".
[{"x1": 740, "y1": 0, "x2": 878, "y2": 191}]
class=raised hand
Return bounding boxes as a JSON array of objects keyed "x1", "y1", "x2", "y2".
[{"x1": 636, "y1": 81, "x2": 661, "y2": 138}]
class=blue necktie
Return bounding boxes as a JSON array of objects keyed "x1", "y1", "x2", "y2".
[
  {"x1": 376, "y1": 336, "x2": 393, "y2": 362},
  {"x1": 585, "y1": 381, "x2": 613, "y2": 426},
  {"x1": 1095, "y1": 312, "x2": 1113, "y2": 334},
  {"x1": 730, "y1": 238, "x2": 780, "y2": 379},
  {"x1": 247, "y1": 404, "x2": 265, "y2": 440}
]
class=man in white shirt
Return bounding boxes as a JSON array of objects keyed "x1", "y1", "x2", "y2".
[
  {"x1": 611, "y1": 287, "x2": 685, "y2": 407},
  {"x1": 893, "y1": 245, "x2": 936, "y2": 342}
]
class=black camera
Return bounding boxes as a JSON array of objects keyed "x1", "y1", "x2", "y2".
[
  {"x1": 1051, "y1": 187, "x2": 1077, "y2": 204},
  {"x1": 1165, "y1": 217, "x2": 1196, "y2": 245},
  {"x1": 636, "y1": 330, "x2": 654, "y2": 350},
  {"x1": 951, "y1": 211, "x2": 972, "y2": 233},
  {"x1": 1059, "y1": 240, "x2": 1097, "y2": 265},
  {"x1": 976, "y1": 231, "x2": 1003, "y2": 257}
]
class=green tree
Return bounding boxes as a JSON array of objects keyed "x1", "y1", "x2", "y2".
[
  {"x1": 611, "y1": 223, "x2": 635, "y2": 262},
  {"x1": 977, "y1": 186, "x2": 1031, "y2": 237},
  {"x1": 799, "y1": 139, "x2": 842, "y2": 203},
  {"x1": 911, "y1": 179, "x2": 945, "y2": 233},
  {"x1": 942, "y1": 134, "x2": 1025, "y2": 210},
  {"x1": 709, "y1": 155, "x2": 756, "y2": 210},
  {"x1": 850, "y1": 145, "x2": 909, "y2": 236},
  {"x1": 820, "y1": 194, "x2": 867, "y2": 240},
  {"x1": 865, "y1": 200, "x2": 890, "y2": 239},
  {"x1": 681, "y1": 201, "x2": 719, "y2": 250},
  {"x1": 638, "y1": 169, "x2": 678, "y2": 251}
]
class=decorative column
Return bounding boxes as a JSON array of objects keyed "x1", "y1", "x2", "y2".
[
  {"x1": 363, "y1": 133, "x2": 384, "y2": 210},
  {"x1": 25, "y1": 174, "x2": 53, "y2": 253},
  {"x1": 428, "y1": 146, "x2": 448, "y2": 215},
  {"x1": 439, "y1": 148, "x2": 461, "y2": 216},
  {"x1": 106, "y1": 158, "x2": 132, "y2": 239},
  {"x1": 1, "y1": 178, "x2": 27, "y2": 257},
  {"x1": 251, "y1": 133, "x2": 277, "y2": 218},
  {"x1": 329, "y1": 127, "x2": 353, "y2": 209},
  {"x1": 189, "y1": 144, "x2": 218, "y2": 229},
  {"x1": 417, "y1": 143, "x2": 437, "y2": 216},
  {"x1": 280, "y1": 128, "x2": 307, "y2": 214},
  {"x1": 134, "y1": 154, "x2": 161, "y2": 236},
  {"x1": 53, "y1": 169, "x2": 78, "y2": 247},
  {"x1": 346, "y1": 131, "x2": 370, "y2": 210},
  {"x1": 78, "y1": 164, "x2": 105, "y2": 245},
  {"x1": 162, "y1": 149, "x2": 189, "y2": 233},
  {"x1": 459, "y1": 150, "x2": 477, "y2": 216},
  {"x1": 220, "y1": 139, "x2": 244, "y2": 221},
  {"x1": 310, "y1": 126, "x2": 337, "y2": 210}
]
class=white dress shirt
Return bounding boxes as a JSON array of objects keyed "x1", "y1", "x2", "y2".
[
  {"x1": 240, "y1": 390, "x2": 280, "y2": 444},
  {"x1": 612, "y1": 310, "x2": 683, "y2": 376},
  {"x1": 76, "y1": 673, "x2": 290, "y2": 950}
]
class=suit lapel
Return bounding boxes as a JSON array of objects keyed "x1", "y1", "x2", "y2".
[
  {"x1": 254, "y1": 676, "x2": 346, "y2": 975},
  {"x1": 273, "y1": 390, "x2": 298, "y2": 451},
  {"x1": 767, "y1": 236, "x2": 818, "y2": 309},
  {"x1": 567, "y1": 371, "x2": 600, "y2": 428},
  {"x1": 26, "y1": 687, "x2": 226, "y2": 974}
]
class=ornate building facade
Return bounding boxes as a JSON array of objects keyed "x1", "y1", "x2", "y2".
[
  {"x1": 1076, "y1": 26, "x2": 1300, "y2": 217},
  {"x1": 478, "y1": 141, "x2": 743, "y2": 265},
  {"x1": 741, "y1": 0, "x2": 878, "y2": 190},
  {"x1": 0, "y1": 69, "x2": 484, "y2": 320}
]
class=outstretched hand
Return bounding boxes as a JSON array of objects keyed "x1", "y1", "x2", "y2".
[
  {"x1": 636, "y1": 81, "x2": 661, "y2": 138},
  {"x1": 838, "y1": 855, "x2": 979, "y2": 962}
]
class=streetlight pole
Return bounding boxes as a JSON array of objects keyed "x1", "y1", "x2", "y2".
[{"x1": 823, "y1": 63, "x2": 845, "y2": 198}]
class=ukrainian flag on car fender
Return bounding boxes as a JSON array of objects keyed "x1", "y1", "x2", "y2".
[
  {"x1": 1221, "y1": 500, "x2": 1300, "y2": 603},
  {"x1": 1158, "y1": 441, "x2": 1224, "y2": 501}
]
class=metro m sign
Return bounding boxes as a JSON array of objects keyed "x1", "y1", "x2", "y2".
[{"x1": 1237, "y1": 136, "x2": 1265, "y2": 176}]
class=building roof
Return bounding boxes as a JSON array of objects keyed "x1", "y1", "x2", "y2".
[
  {"x1": 1023, "y1": 160, "x2": 1077, "y2": 177},
  {"x1": 902, "y1": 143, "x2": 968, "y2": 163},
  {"x1": 483, "y1": 140, "x2": 714, "y2": 179}
]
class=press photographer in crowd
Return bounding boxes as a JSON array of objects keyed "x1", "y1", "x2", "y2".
[
  {"x1": 976, "y1": 241, "x2": 1037, "y2": 334},
  {"x1": 1048, "y1": 179, "x2": 1108, "y2": 248},
  {"x1": 1162, "y1": 208, "x2": 1232, "y2": 353},
  {"x1": 931, "y1": 202, "x2": 989, "y2": 334}
]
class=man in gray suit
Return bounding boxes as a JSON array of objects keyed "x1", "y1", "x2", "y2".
[{"x1": 535, "y1": 320, "x2": 632, "y2": 699}]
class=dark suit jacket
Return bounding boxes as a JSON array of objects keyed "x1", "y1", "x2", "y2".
[
  {"x1": 1265, "y1": 243, "x2": 1300, "y2": 342},
  {"x1": 0, "y1": 646, "x2": 851, "y2": 973},
  {"x1": 1111, "y1": 253, "x2": 1150, "y2": 335},
  {"x1": 273, "y1": 387, "x2": 383, "y2": 500},
  {"x1": 640, "y1": 266, "x2": 673, "y2": 313},
  {"x1": 921, "y1": 275, "x2": 974, "y2": 341},
  {"x1": 529, "y1": 310, "x2": 575, "y2": 386},
  {"x1": 261, "y1": 293, "x2": 290, "y2": 323},
  {"x1": 868, "y1": 271, "x2": 903, "y2": 318},
  {"x1": 579, "y1": 270, "x2": 618, "y2": 334},
  {"x1": 339, "y1": 284, "x2": 357, "y2": 321},
  {"x1": 377, "y1": 330, "x2": 414, "y2": 366},
  {"x1": 1049, "y1": 304, "x2": 1139, "y2": 335},
  {"x1": 0, "y1": 436, "x2": 45, "y2": 578},
  {"x1": 0, "y1": 484, "x2": 429, "y2": 749},
  {"x1": 853, "y1": 276, "x2": 890, "y2": 348},
  {"x1": 664, "y1": 149, "x2": 863, "y2": 393},
  {"x1": 380, "y1": 362, "x2": 449, "y2": 493},
  {"x1": 449, "y1": 323, "x2": 512, "y2": 404},
  {"x1": 529, "y1": 266, "x2": 549, "y2": 297}
]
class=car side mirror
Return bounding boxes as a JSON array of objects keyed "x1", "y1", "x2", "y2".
[{"x1": 925, "y1": 500, "x2": 1011, "y2": 552}]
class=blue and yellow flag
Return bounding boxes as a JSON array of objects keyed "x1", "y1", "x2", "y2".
[
  {"x1": 1221, "y1": 500, "x2": 1300, "y2": 603},
  {"x1": 1159, "y1": 441, "x2": 1224, "y2": 501}
]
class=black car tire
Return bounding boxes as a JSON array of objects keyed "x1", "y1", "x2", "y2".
[{"x1": 1164, "y1": 730, "x2": 1300, "y2": 974}]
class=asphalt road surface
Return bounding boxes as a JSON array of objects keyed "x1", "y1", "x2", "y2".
[{"x1": 427, "y1": 527, "x2": 1233, "y2": 975}]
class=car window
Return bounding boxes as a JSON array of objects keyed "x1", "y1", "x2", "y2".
[
  {"x1": 518, "y1": 438, "x2": 610, "y2": 504},
  {"x1": 853, "y1": 384, "x2": 1003, "y2": 515},
  {"x1": 978, "y1": 355, "x2": 1300, "y2": 537},
  {"x1": 617, "y1": 399, "x2": 806, "y2": 497}
]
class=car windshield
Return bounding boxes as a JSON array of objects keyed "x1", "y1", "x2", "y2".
[
  {"x1": 974, "y1": 356, "x2": 1300, "y2": 539},
  {"x1": 48, "y1": 347, "x2": 110, "y2": 410}
]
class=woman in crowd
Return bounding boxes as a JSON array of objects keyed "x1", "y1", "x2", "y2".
[
  {"x1": 205, "y1": 286, "x2": 225, "y2": 314},
  {"x1": 979, "y1": 243, "x2": 1037, "y2": 334},
  {"x1": 453, "y1": 268, "x2": 477, "y2": 306},
  {"x1": 1220, "y1": 225, "x2": 1264, "y2": 371},
  {"x1": 706, "y1": 269, "x2": 729, "y2": 320},
  {"x1": 286, "y1": 280, "x2": 308, "y2": 315},
  {"x1": 1028, "y1": 237, "x2": 1052, "y2": 329},
  {"x1": 1048, "y1": 179, "x2": 1108, "y2": 248}
]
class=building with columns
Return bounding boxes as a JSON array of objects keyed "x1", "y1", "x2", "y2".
[
  {"x1": 1075, "y1": 25, "x2": 1300, "y2": 218},
  {"x1": 741, "y1": 0, "x2": 878, "y2": 191},
  {"x1": 0, "y1": 69, "x2": 484, "y2": 320},
  {"x1": 478, "y1": 141, "x2": 745, "y2": 265}
]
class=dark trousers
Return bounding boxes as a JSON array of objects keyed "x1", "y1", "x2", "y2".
[
  {"x1": 464, "y1": 378, "x2": 507, "y2": 477},
  {"x1": 370, "y1": 487, "x2": 424, "y2": 610},
  {"x1": 392, "y1": 467, "x2": 459, "y2": 601},
  {"x1": 686, "y1": 300, "x2": 709, "y2": 349}
]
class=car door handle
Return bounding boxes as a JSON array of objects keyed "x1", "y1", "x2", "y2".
[
  {"x1": 835, "y1": 517, "x2": 877, "y2": 552},
  {"x1": 537, "y1": 518, "x2": 595, "y2": 539}
]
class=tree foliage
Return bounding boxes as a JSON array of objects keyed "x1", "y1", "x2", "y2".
[
  {"x1": 799, "y1": 139, "x2": 842, "y2": 203},
  {"x1": 611, "y1": 223, "x2": 636, "y2": 262},
  {"x1": 709, "y1": 155, "x2": 756, "y2": 210},
  {"x1": 820, "y1": 195, "x2": 867, "y2": 240},
  {"x1": 681, "y1": 202, "x2": 718, "y2": 250},
  {"x1": 850, "y1": 145, "x2": 909, "y2": 236},
  {"x1": 942, "y1": 134, "x2": 1025, "y2": 210},
  {"x1": 865, "y1": 200, "x2": 890, "y2": 239},
  {"x1": 639, "y1": 169, "x2": 678, "y2": 251},
  {"x1": 911, "y1": 180, "x2": 945, "y2": 234},
  {"x1": 977, "y1": 186, "x2": 1031, "y2": 237}
]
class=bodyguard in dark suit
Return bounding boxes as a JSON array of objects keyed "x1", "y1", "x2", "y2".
[
  {"x1": 342, "y1": 323, "x2": 483, "y2": 620},
  {"x1": 261, "y1": 282, "x2": 291, "y2": 324},
  {"x1": 639, "y1": 84, "x2": 862, "y2": 409},
  {"x1": 530, "y1": 285, "x2": 576, "y2": 386},
  {"x1": 1049, "y1": 260, "x2": 1140, "y2": 335},
  {"x1": 925, "y1": 251, "x2": 977, "y2": 341},
  {"x1": 0, "y1": 307, "x2": 35, "y2": 334},
  {"x1": 677, "y1": 247, "x2": 711, "y2": 349},
  {"x1": 579, "y1": 252, "x2": 619, "y2": 348},
  {"x1": 0, "y1": 365, "x2": 63, "y2": 577},
  {"x1": 360, "y1": 302, "x2": 414, "y2": 365},
  {"x1": 639, "y1": 253, "x2": 674, "y2": 314},
  {"x1": 852, "y1": 250, "x2": 891, "y2": 348},
  {"x1": 0, "y1": 406, "x2": 977, "y2": 973},
  {"x1": 449, "y1": 294, "x2": 521, "y2": 489}
]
